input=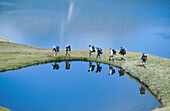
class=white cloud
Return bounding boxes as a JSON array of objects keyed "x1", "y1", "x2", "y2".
[{"x1": 67, "y1": 2, "x2": 74, "y2": 24}]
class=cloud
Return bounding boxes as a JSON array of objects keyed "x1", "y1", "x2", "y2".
[
  {"x1": 0, "y1": 1, "x2": 17, "y2": 6},
  {"x1": 153, "y1": 33, "x2": 170, "y2": 40},
  {"x1": 67, "y1": 2, "x2": 74, "y2": 24}
]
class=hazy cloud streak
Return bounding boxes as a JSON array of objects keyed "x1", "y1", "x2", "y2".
[{"x1": 67, "y1": 2, "x2": 74, "y2": 24}]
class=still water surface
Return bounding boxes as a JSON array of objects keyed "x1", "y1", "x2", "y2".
[
  {"x1": 0, "y1": 61, "x2": 162, "y2": 111},
  {"x1": 0, "y1": 0, "x2": 170, "y2": 58}
]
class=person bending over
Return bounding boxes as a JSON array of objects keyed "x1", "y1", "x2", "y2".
[{"x1": 66, "y1": 45, "x2": 70, "y2": 56}]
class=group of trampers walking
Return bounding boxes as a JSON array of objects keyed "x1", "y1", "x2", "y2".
[
  {"x1": 52, "y1": 45, "x2": 148, "y2": 68},
  {"x1": 89, "y1": 45, "x2": 127, "y2": 61},
  {"x1": 52, "y1": 45, "x2": 71, "y2": 56}
]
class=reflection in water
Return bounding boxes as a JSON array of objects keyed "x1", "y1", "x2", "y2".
[
  {"x1": 139, "y1": 86, "x2": 146, "y2": 95},
  {"x1": 0, "y1": 61, "x2": 161, "y2": 110},
  {"x1": 52, "y1": 61, "x2": 59, "y2": 70},
  {"x1": 51, "y1": 61, "x2": 147, "y2": 97},
  {"x1": 65, "y1": 61, "x2": 70, "y2": 70},
  {"x1": 95, "y1": 62, "x2": 102, "y2": 73},
  {"x1": 109, "y1": 65, "x2": 115, "y2": 75},
  {"x1": 52, "y1": 61, "x2": 149, "y2": 97},
  {"x1": 118, "y1": 69, "x2": 125, "y2": 77},
  {"x1": 88, "y1": 61, "x2": 95, "y2": 72}
]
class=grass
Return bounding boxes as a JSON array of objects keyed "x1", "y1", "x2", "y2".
[
  {"x1": 0, "y1": 36, "x2": 170, "y2": 111},
  {"x1": 0, "y1": 106, "x2": 10, "y2": 111}
]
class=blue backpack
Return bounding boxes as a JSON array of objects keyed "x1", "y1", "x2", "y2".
[
  {"x1": 56, "y1": 46, "x2": 60, "y2": 52},
  {"x1": 99, "y1": 48, "x2": 103, "y2": 54},
  {"x1": 68, "y1": 45, "x2": 71, "y2": 51}
]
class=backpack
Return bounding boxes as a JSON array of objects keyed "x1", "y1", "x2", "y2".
[
  {"x1": 121, "y1": 49, "x2": 126, "y2": 55},
  {"x1": 112, "y1": 49, "x2": 116, "y2": 55},
  {"x1": 112, "y1": 69, "x2": 115, "y2": 74},
  {"x1": 56, "y1": 46, "x2": 60, "y2": 52},
  {"x1": 68, "y1": 45, "x2": 71, "y2": 51},
  {"x1": 91, "y1": 65, "x2": 95, "y2": 71},
  {"x1": 99, "y1": 48, "x2": 103, "y2": 54},
  {"x1": 92, "y1": 46, "x2": 96, "y2": 52},
  {"x1": 56, "y1": 64, "x2": 59, "y2": 69},
  {"x1": 143, "y1": 54, "x2": 147, "y2": 60}
]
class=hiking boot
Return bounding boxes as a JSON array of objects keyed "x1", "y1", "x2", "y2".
[{"x1": 143, "y1": 65, "x2": 146, "y2": 68}]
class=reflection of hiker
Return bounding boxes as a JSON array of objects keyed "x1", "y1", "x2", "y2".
[
  {"x1": 141, "y1": 53, "x2": 148, "y2": 68},
  {"x1": 109, "y1": 48, "x2": 116, "y2": 61},
  {"x1": 109, "y1": 65, "x2": 115, "y2": 75},
  {"x1": 52, "y1": 46, "x2": 59, "y2": 56},
  {"x1": 96, "y1": 47, "x2": 102, "y2": 59},
  {"x1": 88, "y1": 61, "x2": 95, "y2": 72},
  {"x1": 119, "y1": 47, "x2": 126, "y2": 61},
  {"x1": 95, "y1": 62, "x2": 102, "y2": 73},
  {"x1": 65, "y1": 61, "x2": 70, "y2": 70},
  {"x1": 139, "y1": 86, "x2": 146, "y2": 95},
  {"x1": 118, "y1": 70, "x2": 125, "y2": 77},
  {"x1": 52, "y1": 62, "x2": 59, "y2": 70},
  {"x1": 89, "y1": 45, "x2": 95, "y2": 57},
  {"x1": 66, "y1": 45, "x2": 71, "y2": 56}
]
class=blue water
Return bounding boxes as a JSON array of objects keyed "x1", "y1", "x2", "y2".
[
  {"x1": 0, "y1": 0, "x2": 170, "y2": 58},
  {"x1": 0, "y1": 62, "x2": 162, "y2": 111}
]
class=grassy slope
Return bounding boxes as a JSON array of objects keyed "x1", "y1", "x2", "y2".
[
  {"x1": 0, "y1": 36, "x2": 169, "y2": 111},
  {"x1": 0, "y1": 106, "x2": 10, "y2": 111}
]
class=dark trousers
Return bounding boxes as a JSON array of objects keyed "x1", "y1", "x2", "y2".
[{"x1": 96, "y1": 54, "x2": 101, "y2": 59}]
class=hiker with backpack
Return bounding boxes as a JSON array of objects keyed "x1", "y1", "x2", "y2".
[
  {"x1": 96, "y1": 47, "x2": 102, "y2": 59},
  {"x1": 88, "y1": 61, "x2": 95, "y2": 72},
  {"x1": 65, "y1": 61, "x2": 70, "y2": 70},
  {"x1": 52, "y1": 46, "x2": 59, "y2": 56},
  {"x1": 118, "y1": 69, "x2": 125, "y2": 77},
  {"x1": 141, "y1": 53, "x2": 148, "y2": 68},
  {"x1": 109, "y1": 48, "x2": 116, "y2": 61},
  {"x1": 109, "y1": 65, "x2": 115, "y2": 75},
  {"x1": 95, "y1": 62, "x2": 102, "y2": 73},
  {"x1": 89, "y1": 45, "x2": 95, "y2": 57},
  {"x1": 139, "y1": 86, "x2": 146, "y2": 95},
  {"x1": 66, "y1": 45, "x2": 71, "y2": 56},
  {"x1": 119, "y1": 47, "x2": 126, "y2": 61},
  {"x1": 52, "y1": 61, "x2": 59, "y2": 70}
]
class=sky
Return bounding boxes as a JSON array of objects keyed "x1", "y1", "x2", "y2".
[{"x1": 0, "y1": 0, "x2": 170, "y2": 58}]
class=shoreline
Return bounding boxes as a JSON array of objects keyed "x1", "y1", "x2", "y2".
[
  {"x1": 0, "y1": 36, "x2": 169, "y2": 111},
  {"x1": 1, "y1": 57, "x2": 163, "y2": 104}
]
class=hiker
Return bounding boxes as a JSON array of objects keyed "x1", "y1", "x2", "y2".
[
  {"x1": 52, "y1": 62, "x2": 59, "y2": 70},
  {"x1": 118, "y1": 69, "x2": 125, "y2": 77},
  {"x1": 95, "y1": 62, "x2": 102, "y2": 73},
  {"x1": 89, "y1": 45, "x2": 95, "y2": 57},
  {"x1": 96, "y1": 47, "x2": 102, "y2": 59},
  {"x1": 109, "y1": 48, "x2": 116, "y2": 61},
  {"x1": 141, "y1": 53, "x2": 148, "y2": 68},
  {"x1": 119, "y1": 47, "x2": 126, "y2": 61},
  {"x1": 139, "y1": 86, "x2": 146, "y2": 95},
  {"x1": 65, "y1": 61, "x2": 70, "y2": 70},
  {"x1": 88, "y1": 61, "x2": 95, "y2": 72},
  {"x1": 52, "y1": 46, "x2": 59, "y2": 56},
  {"x1": 66, "y1": 45, "x2": 71, "y2": 56},
  {"x1": 109, "y1": 65, "x2": 115, "y2": 75}
]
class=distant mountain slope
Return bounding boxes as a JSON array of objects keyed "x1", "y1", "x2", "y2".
[{"x1": 0, "y1": 36, "x2": 14, "y2": 43}]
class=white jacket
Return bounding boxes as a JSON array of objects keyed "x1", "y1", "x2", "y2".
[{"x1": 110, "y1": 50, "x2": 113, "y2": 55}]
